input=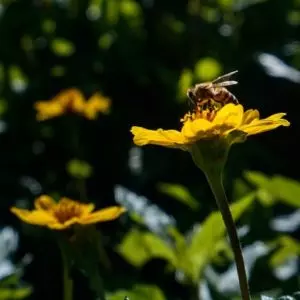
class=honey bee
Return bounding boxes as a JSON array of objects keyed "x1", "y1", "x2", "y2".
[{"x1": 187, "y1": 70, "x2": 239, "y2": 109}]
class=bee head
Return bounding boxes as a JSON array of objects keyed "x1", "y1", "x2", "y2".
[{"x1": 187, "y1": 88, "x2": 196, "y2": 103}]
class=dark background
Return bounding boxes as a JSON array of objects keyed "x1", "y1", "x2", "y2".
[{"x1": 0, "y1": 0, "x2": 299, "y2": 299}]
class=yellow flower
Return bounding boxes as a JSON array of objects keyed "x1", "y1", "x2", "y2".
[
  {"x1": 131, "y1": 104, "x2": 290, "y2": 151},
  {"x1": 11, "y1": 195, "x2": 126, "y2": 230},
  {"x1": 34, "y1": 88, "x2": 111, "y2": 121}
]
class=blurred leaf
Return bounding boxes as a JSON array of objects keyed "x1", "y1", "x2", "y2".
[
  {"x1": 51, "y1": 38, "x2": 75, "y2": 57},
  {"x1": 106, "y1": 0, "x2": 120, "y2": 24},
  {"x1": 232, "y1": 178, "x2": 252, "y2": 201},
  {"x1": 200, "y1": 6, "x2": 220, "y2": 23},
  {"x1": 9, "y1": 66, "x2": 28, "y2": 93},
  {"x1": 117, "y1": 228, "x2": 177, "y2": 268},
  {"x1": 0, "y1": 98, "x2": 8, "y2": 115},
  {"x1": 269, "y1": 236, "x2": 300, "y2": 267},
  {"x1": 0, "y1": 286, "x2": 32, "y2": 300},
  {"x1": 244, "y1": 170, "x2": 271, "y2": 188},
  {"x1": 194, "y1": 57, "x2": 222, "y2": 81},
  {"x1": 158, "y1": 182, "x2": 199, "y2": 210},
  {"x1": 271, "y1": 176, "x2": 300, "y2": 208},
  {"x1": 120, "y1": 0, "x2": 141, "y2": 18},
  {"x1": 177, "y1": 69, "x2": 193, "y2": 101},
  {"x1": 287, "y1": 10, "x2": 300, "y2": 26},
  {"x1": 66, "y1": 159, "x2": 93, "y2": 179},
  {"x1": 244, "y1": 171, "x2": 275, "y2": 206},
  {"x1": 218, "y1": 0, "x2": 234, "y2": 10},
  {"x1": 167, "y1": 227, "x2": 186, "y2": 253},
  {"x1": 50, "y1": 65, "x2": 66, "y2": 77},
  {"x1": 98, "y1": 33, "x2": 115, "y2": 49},
  {"x1": 164, "y1": 15, "x2": 185, "y2": 34},
  {"x1": 107, "y1": 284, "x2": 166, "y2": 300},
  {"x1": 42, "y1": 19, "x2": 56, "y2": 34},
  {"x1": 182, "y1": 192, "x2": 255, "y2": 282}
]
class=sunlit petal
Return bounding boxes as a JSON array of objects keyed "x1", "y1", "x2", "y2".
[
  {"x1": 131, "y1": 126, "x2": 186, "y2": 148},
  {"x1": 242, "y1": 109, "x2": 260, "y2": 124},
  {"x1": 10, "y1": 207, "x2": 56, "y2": 226},
  {"x1": 34, "y1": 195, "x2": 57, "y2": 211},
  {"x1": 79, "y1": 206, "x2": 126, "y2": 224},
  {"x1": 213, "y1": 104, "x2": 244, "y2": 127}
]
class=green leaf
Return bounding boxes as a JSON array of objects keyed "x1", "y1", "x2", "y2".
[
  {"x1": 270, "y1": 175, "x2": 300, "y2": 208},
  {"x1": 51, "y1": 38, "x2": 75, "y2": 57},
  {"x1": 107, "y1": 284, "x2": 166, "y2": 300},
  {"x1": 177, "y1": 69, "x2": 193, "y2": 102},
  {"x1": 66, "y1": 159, "x2": 93, "y2": 179},
  {"x1": 181, "y1": 192, "x2": 255, "y2": 283},
  {"x1": 194, "y1": 57, "x2": 222, "y2": 81},
  {"x1": 117, "y1": 228, "x2": 177, "y2": 268},
  {"x1": 244, "y1": 170, "x2": 271, "y2": 188},
  {"x1": 158, "y1": 183, "x2": 199, "y2": 210},
  {"x1": 269, "y1": 236, "x2": 300, "y2": 267},
  {"x1": 244, "y1": 171, "x2": 276, "y2": 206},
  {"x1": 0, "y1": 286, "x2": 32, "y2": 300}
]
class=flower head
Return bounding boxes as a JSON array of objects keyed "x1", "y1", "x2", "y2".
[
  {"x1": 11, "y1": 195, "x2": 126, "y2": 230},
  {"x1": 34, "y1": 88, "x2": 111, "y2": 121},
  {"x1": 131, "y1": 103, "x2": 289, "y2": 150},
  {"x1": 131, "y1": 102, "x2": 290, "y2": 171}
]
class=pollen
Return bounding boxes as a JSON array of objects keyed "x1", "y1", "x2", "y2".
[{"x1": 53, "y1": 200, "x2": 84, "y2": 224}]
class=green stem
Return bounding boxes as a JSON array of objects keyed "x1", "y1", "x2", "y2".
[
  {"x1": 205, "y1": 169, "x2": 251, "y2": 300},
  {"x1": 61, "y1": 246, "x2": 73, "y2": 300}
]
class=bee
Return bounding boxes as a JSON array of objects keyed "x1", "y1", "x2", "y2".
[{"x1": 187, "y1": 70, "x2": 239, "y2": 109}]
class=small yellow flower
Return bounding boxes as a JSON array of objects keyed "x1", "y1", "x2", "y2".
[
  {"x1": 131, "y1": 104, "x2": 290, "y2": 151},
  {"x1": 11, "y1": 195, "x2": 126, "y2": 230},
  {"x1": 34, "y1": 88, "x2": 111, "y2": 121}
]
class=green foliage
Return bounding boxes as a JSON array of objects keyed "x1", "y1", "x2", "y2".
[
  {"x1": 51, "y1": 38, "x2": 75, "y2": 57},
  {"x1": 261, "y1": 291, "x2": 300, "y2": 300},
  {"x1": 0, "y1": 275, "x2": 32, "y2": 300},
  {"x1": 117, "y1": 227, "x2": 177, "y2": 268},
  {"x1": 194, "y1": 57, "x2": 222, "y2": 81},
  {"x1": 181, "y1": 192, "x2": 255, "y2": 283},
  {"x1": 244, "y1": 171, "x2": 300, "y2": 207},
  {"x1": 157, "y1": 182, "x2": 199, "y2": 210},
  {"x1": 269, "y1": 236, "x2": 300, "y2": 267},
  {"x1": 66, "y1": 159, "x2": 93, "y2": 179},
  {"x1": 107, "y1": 284, "x2": 166, "y2": 300},
  {"x1": 118, "y1": 193, "x2": 255, "y2": 283}
]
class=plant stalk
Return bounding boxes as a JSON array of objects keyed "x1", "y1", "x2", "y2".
[
  {"x1": 205, "y1": 169, "x2": 251, "y2": 300},
  {"x1": 61, "y1": 247, "x2": 73, "y2": 300}
]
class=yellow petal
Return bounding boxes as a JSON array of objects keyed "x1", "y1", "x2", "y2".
[
  {"x1": 54, "y1": 88, "x2": 85, "y2": 113},
  {"x1": 47, "y1": 217, "x2": 80, "y2": 230},
  {"x1": 131, "y1": 126, "x2": 187, "y2": 149},
  {"x1": 240, "y1": 119, "x2": 290, "y2": 136},
  {"x1": 84, "y1": 93, "x2": 111, "y2": 119},
  {"x1": 59, "y1": 197, "x2": 95, "y2": 214},
  {"x1": 213, "y1": 104, "x2": 244, "y2": 127},
  {"x1": 11, "y1": 207, "x2": 56, "y2": 226},
  {"x1": 242, "y1": 109, "x2": 260, "y2": 124},
  {"x1": 181, "y1": 118, "x2": 213, "y2": 140},
  {"x1": 34, "y1": 101, "x2": 65, "y2": 121},
  {"x1": 79, "y1": 206, "x2": 126, "y2": 224},
  {"x1": 263, "y1": 113, "x2": 288, "y2": 122},
  {"x1": 34, "y1": 195, "x2": 57, "y2": 211}
]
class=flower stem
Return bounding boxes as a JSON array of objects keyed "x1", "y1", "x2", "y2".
[
  {"x1": 205, "y1": 169, "x2": 251, "y2": 300},
  {"x1": 61, "y1": 246, "x2": 73, "y2": 300}
]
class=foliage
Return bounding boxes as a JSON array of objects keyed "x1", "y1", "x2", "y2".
[{"x1": 0, "y1": 0, "x2": 299, "y2": 299}]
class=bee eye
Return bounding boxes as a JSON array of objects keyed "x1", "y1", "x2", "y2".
[{"x1": 187, "y1": 90, "x2": 194, "y2": 98}]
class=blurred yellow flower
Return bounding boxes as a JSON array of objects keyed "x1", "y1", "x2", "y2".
[
  {"x1": 34, "y1": 88, "x2": 111, "y2": 121},
  {"x1": 131, "y1": 103, "x2": 290, "y2": 151},
  {"x1": 11, "y1": 195, "x2": 126, "y2": 230}
]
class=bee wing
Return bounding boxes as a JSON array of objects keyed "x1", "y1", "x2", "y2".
[
  {"x1": 212, "y1": 70, "x2": 238, "y2": 84},
  {"x1": 215, "y1": 80, "x2": 238, "y2": 87}
]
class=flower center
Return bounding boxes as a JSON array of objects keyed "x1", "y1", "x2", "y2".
[
  {"x1": 181, "y1": 99, "x2": 222, "y2": 123},
  {"x1": 53, "y1": 200, "x2": 84, "y2": 224}
]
